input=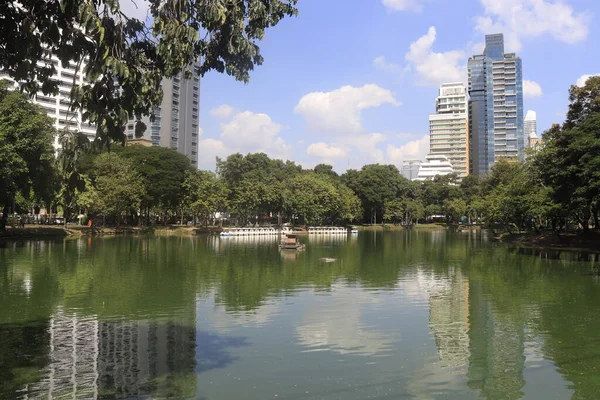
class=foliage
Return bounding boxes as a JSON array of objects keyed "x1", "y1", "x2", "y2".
[
  {"x1": 86, "y1": 152, "x2": 146, "y2": 221},
  {"x1": 182, "y1": 170, "x2": 229, "y2": 225},
  {"x1": 283, "y1": 172, "x2": 361, "y2": 225},
  {"x1": 0, "y1": 82, "x2": 56, "y2": 230},
  {"x1": 115, "y1": 145, "x2": 193, "y2": 211},
  {"x1": 0, "y1": 0, "x2": 298, "y2": 145},
  {"x1": 534, "y1": 77, "x2": 600, "y2": 231},
  {"x1": 342, "y1": 164, "x2": 409, "y2": 224}
]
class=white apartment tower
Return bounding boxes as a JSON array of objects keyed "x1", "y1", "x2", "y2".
[
  {"x1": 125, "y1": 63, "x2": 200, "y2": 167},
  {"x1": 1, "y1": 57, "x2": 96, "y2": 150},
  {"x1": 428, "y1": 82, "x2": 469, "y2": 177}
]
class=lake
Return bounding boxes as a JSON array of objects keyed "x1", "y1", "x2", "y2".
[{"x1": 1, "y1": 230, "x2": 599, "y2": 399}]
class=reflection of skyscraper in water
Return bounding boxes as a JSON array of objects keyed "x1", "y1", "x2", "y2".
[
  {"x1": 467, "y1": 280, "x2": 525, "y2": 399},
  {"x1": 427, "y1": 267, "x2": 470, "y2": 368},
  {"x1": 26, "y1": 308, "x2": 196, "y2": 399},
  {"x1": 27, "y1": 308, "x2": 100, "y2": 399}
]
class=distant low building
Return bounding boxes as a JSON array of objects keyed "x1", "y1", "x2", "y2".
[
  {"x1": 528, "y1": 134, "x2": 543, "y2": 149},
  {"x1": 415, "y1": 154, "x2": 455, "y2": 181},
  {"x1": 127, "y1": 137, "x2": 153, "y2": 147},
  {"x1": 401, "y1": 160, "x2": 422, "y2": 180}
]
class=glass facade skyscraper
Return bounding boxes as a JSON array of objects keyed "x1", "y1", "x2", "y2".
[{"x1": 468, "y1": 34, "x2": 524, "y2": 176}]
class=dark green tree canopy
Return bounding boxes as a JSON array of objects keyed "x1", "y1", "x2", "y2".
[
  {"x1": 0, "y1": 81, "x2": 56, "y2": 230},
  {"x1": 0, "y1": 0, "x2": 298, "y2": 144}
]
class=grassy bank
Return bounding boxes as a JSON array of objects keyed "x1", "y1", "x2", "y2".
[
  {"x1": 357, "y1": 224, "x2": 405, "y2": 231},
  {"x1": 499, "y1": 232, "x2": 600, "y2": 253},
  {"x1": 356, "y1": 223, "x2": 448, "y2": 231}
]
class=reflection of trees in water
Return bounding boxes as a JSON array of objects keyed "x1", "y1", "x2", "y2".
[
  {"x1": 467, "y1": 281, "x2": 525, "y2": 400},
  {"x1": 0, "y1": 320, "x2": 50, "y2": 399},
  {"x1": 3, "y1": 233, "x2": 600, "y2": 398}
]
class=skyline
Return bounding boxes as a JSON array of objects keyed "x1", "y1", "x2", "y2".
[{"x1": 124, "y1": 0, "x2": 598, "y2": 171}]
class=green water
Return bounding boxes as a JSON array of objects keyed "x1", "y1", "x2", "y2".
[{"x1": 1, "y1": 231, "x2": 600, "y2": 400}]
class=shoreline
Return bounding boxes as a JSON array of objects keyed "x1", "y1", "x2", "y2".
[
  {"x1": 1, "y1": 223, "x2": 466, "y2": 240},
  {"x1": 0, "y1": 225, "x2": 223, "y2": 240},
  {"x1": 498, "y1": 232, "x2": 600, "y2": 253}
]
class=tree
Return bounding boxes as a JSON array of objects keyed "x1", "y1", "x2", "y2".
[
  {"x1": 283, "y1": 173, "x2": 360, "y2": 226},
  {"x1": 116, "y1": 145, "x2": 193, "y2": 218},
  {"x1": 343, "y1": 164, "x2": 407, "y2": 224},
  {"x1": 0, "y1": 0, "x2": 298, "y2": 144},
  {"x1": 87, "y1": 152, "x2": 145, "y2": 224},
  {"x1": 182, "y1": 170, "x2": 229, "y2": 226},
  {"x1": 565, "y1": 76, "x2": 600, "y2": 128},
  {"x1": 444, "y1": 198, "x2": 467, "y2": 224},
  {"x1": 314, "y1": 163, "x2": 339, "y2": 178},
  {"x1": 0, "y1": 82, "x2": 56, "y2": 230},
  {"x1": 56, "y1": 131, "x2": 92, "y2": 224},
  {"x1": 217, "y1": 153, "x2": 301, "y2": 224},
  {"x1": 535, "y1": 76, "x2": 600, "y2": 231}
]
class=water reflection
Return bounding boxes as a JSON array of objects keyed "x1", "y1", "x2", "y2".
[
  {"x1": 295, "y1": 284, "x2": 394, "y2": 356},
  {"x1": 1, "y1": 233, "x2": 600, "y2": 399},
  {"x1": 16, "y1": 308, "x2": 197, "y2": 399}
]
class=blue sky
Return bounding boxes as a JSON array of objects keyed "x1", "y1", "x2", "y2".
[{"x1": 124, "y1": 0, "x2": 599, "y2": 171}]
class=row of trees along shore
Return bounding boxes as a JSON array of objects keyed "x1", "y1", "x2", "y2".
[{"x1": 1, "y1": 76, "x2": 600, "y2": 232}]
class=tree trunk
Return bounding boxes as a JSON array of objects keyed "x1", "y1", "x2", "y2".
[{"x1": 0, "y1": 200, "x2": 9, "y2": 232}]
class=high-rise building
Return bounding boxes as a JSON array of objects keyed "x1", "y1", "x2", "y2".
[
  {"x1": 429, "y1": 83, "x2": 469, "y2": 177},
  {"x1": 524, "y1": 110, "x2": 537, "y2": 140},
  {"x1": 400, "y1": 160, "x2": 422, "y2": 181},
  {"x1": 125, "y1": 63, "x2": 200, "y2": 167},
  {"x1": 1, "y1": 57, "x2": 97, "y2": 150},
  {"x1": 468, "y1": 33, "x2": 524, "y2": 176}
]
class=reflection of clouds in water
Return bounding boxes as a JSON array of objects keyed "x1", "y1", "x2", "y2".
[
  {"x1": 202, "y1": 294, "x2": 283, "y2": 333},
  {"x1": 405, "y1": 356, "x2": 470, "y2": 400},
  {"x1": 295, "y1": 284, "x2": 394, "y2": 356}
]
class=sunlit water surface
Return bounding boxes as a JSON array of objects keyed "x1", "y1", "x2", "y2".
[{"x1": 1, "y1": 230, "x2": 600, "y2": 399}]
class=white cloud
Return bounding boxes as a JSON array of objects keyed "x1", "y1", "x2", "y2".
[
  {"x1": 382, "y1": 0, "x2": 423, "y2": 12},
  {"x1": 306, "y1": 134, "x2": 388, "y2": 170},
  {"x1": 576, "y1": 74, "x2": 600, "y2": 87},
  {"x1": 405, "y1": 27, "x2": 465, "y2": 87},
  {"x1": 343, "y1": 133, "x2": 387, "y2": 164},
  {"x1": 373, "y1": 56, "x2": 401, "y2": 72},
  {"x1": 475, "y1": 0, "x2": 590, "y2": 52},
  {"x1": 119, "y1": 0, "x2": 150, "y2": 21},
  {"x1": 220, "y1": 111, "x2": 285, "y2": 150},
  {"x1": 387, "y1": 135, "x2": 430, "y2": 165},
  {"x1": 197, "y1": 111, "x2": 291, "y2": 169},
  {"x1": 295, "y1": 84, "x2": 400, "y2": 134},
  {"x1": 306, "y1": 142, "x2": 348, "y2": 159},
  {"x1": 210, "y1": 104, "x2": 236, "y2": 119},
  {"x1": 523, "y1": 80, "x2": 543, "y2": 98},
  {"x1": 197, "y1": 138, "x2": 229, "y2": 169}
]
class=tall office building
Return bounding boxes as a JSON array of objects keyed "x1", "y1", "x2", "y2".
[
  {"x1": 400, "y1": 160, "x2": 422, "y2": 181},
  {"x1": 429, "y1": 82, "x2": 469, "y2": 177},
  {"x1": 468, "y1": 34, "x2": 524, "y2": 176},
  {"x1": 524, "y1": 110, "x2": 537, "y2": 139},
  {"x1": 125, "y1": 63, "x2": 200, "y2": 167},
  {"x1": 1, "y1": 57, "x2": 96, "y2": 150}
]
